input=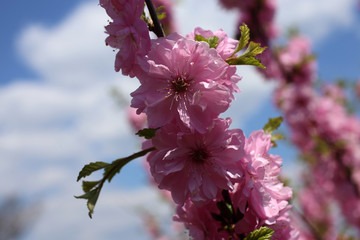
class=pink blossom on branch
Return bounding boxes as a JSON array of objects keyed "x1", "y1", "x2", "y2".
[
  {"x1": 131, "y1": 33, "x2": 241, "y2": 133},
  {"x1": 174, "y1": 129, "x2": 297, "y2": 239},
  {"x1": 147, "y1": 118, "x2": 245, "y2": 205},
  {"x1": 100, "y1": 0, "x2": 151, "y2": 77},
  {"x1": 236, "y1": 130, "x2": 292, "y2": 221},
  {"x1": 187, "y1": 28, "x2": 239, "y2": 60}
]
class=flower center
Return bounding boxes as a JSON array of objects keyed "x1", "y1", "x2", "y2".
[
  {"x1": 191, "y1": 148, "x2": 209, "y2": 164},
  {"x1": 172, "y1": 76, "x2": 190, "y2": 93}
]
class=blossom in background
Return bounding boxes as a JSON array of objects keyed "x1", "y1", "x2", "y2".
[
  {"x1": 277, "y1": 36, "x2": 316, "y2": 84},
  {"x1": 127, "y1": 107, "x2": 147, "y2": 131},
  {"x1": 131, "y1": 33, "x2": 241, "y2": 133},
  {"x1": 147, "y1": 118, "x2": 245, "y2": 205}
]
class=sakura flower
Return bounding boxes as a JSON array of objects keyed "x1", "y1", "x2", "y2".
[
  {"x1": 238, "y1": 130, "x2": 292, "y2": 221},
  {"x1": 174, "y1": 199, "x2": 227, "y2": 240},
  {"x1": 100, "y1": 0, "x2": 151, "y2": 77},
  {"x1": 147, "y1": 118, "x2": 245, "y2": 205},
  {"x1": 131, "y1": 33, "x2": 241, "y2": 133},
  {"x1": 187, "y1": 28, "x2": 239, "y2": 60}
]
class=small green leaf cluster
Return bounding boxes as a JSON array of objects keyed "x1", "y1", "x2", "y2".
[
  {"x1": 75, "y1": 147, "x2": 156, "y2": 218},
  {"x1": 263, "y1": 116, "x2": 285, "y2": 147},
  {"x1": 195, "y1": 35, "x2": 220, "y2": 49},
  {"x1": 226, "y1": 24, "x2": 267, "y2": 69}
]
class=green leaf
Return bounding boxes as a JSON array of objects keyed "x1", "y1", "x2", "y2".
[
  {"x1": 270, "y1": 133, "x2": 285, "y2": 147},
  {"x1": 232, "y1": 23, "x2": 250, "y2": 57},
  {"x1": 227, "y1": 56, "x2": 266, "y2": 69},
  {"x1": 195, "y1": 35, "x2": 219, "y2": 49},
  {"x1": 76, "y1": 147, "x2": 156, "y2": 218},
  {"x1": 244, "y1": 226, "x2": 274, "y2": 240},
  {"x1": 226, "y1": 41, "x2": 267, "y2": 68},
  {"x1": 244, "y1": 42, "x2": 267, "y2": 56},
  {"x1": 75, "y1": 188, "x2": 101, "y2": 218},
  {"x1": 82, "y1": 180, "x2": 100, "y2": 193},
  {"x1": 263, "y1": 117, "x2": 283, "y2": 135},
  {"x1": 77, "y1": 162, "x2": 109, "y2": 181},
  {"x1": 136, "y1": 128, "x2": 159, "y2": 139},
  {"x1": 195, "y1": 35, "x2": 206, "y2": 42},
  {"x1": 103, "y1": 160, "x2": 130, "y2": 183}
]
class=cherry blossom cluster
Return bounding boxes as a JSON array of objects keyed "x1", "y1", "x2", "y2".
[
  {"x1": 218, "y1": 0, "x2": 360, "y2": 238},
  {"x1": 99, "y1": 0, "x2": 298, "y2": 238}
]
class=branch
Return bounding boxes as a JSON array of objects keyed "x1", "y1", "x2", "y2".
[{"x1": 145, "y1": 0, "x2": 165, "y2": 38}]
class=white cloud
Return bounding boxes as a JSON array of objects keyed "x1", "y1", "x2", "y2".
[{"x1": 276, "y1": 0, "x2": 356, "y2": 43}]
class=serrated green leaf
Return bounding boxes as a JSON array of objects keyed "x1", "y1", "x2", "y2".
[
  {"x1": 243, "y1": 42, "x2": 267, "y2": 56},
  {"x1": 227, "y1": 56, "x2": 266, "y2": 69},
  {"x1": 195, "y1": 35, "x2": 206, "y2": 42},
  {"x1": 207, "y1": 36, "x2": 220, "y2": 48},
  {"x1": 77, "y1": 162, "x2": 109, "y2": 181},
  {"x1": 244, "y1": 226, "x2": 274, "y2": 240},
  {"x1": 82, "y1": 180, "x2": 100, "y2": 193},
  {"x1": 195, "y1": 35, "x2": 219, "y2": 49},
  {"x1": 103, "y1": 147, "x2": 157, "y2": 182},
  {"x1": 104, "y1": 162, "x2": 127, "y2": 183},
  {"x1": 263, "y1": 117, "x2": 283, "y2": 135},
  {"x1": 76, "y1": 147, "x2": 156, "y2": 218},
  {"x1": 136, "y1": 128, "x2": 159, "y2": 139},
  {"x1": 226, "y1": 40, "x2": 267, "y2": 68},
  {"x1": 75, "y1": 187, "x2": 101, "y2": 218},
  {"x1": 232, "y1": 23, "x2": 250, "y2": 57}
]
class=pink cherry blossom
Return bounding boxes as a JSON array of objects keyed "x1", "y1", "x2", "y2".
[
  {"x1": 174, "y1": 199, "x2": 227, "y2": 240},
  {"x1": 238, "y1": 130, "x2": 292, "y2": 221},
  {"x1": 187, "y1": 28, "x2": 239, "y2": 60},
  {"x1": 131, "y1": 33, "x2": 241, "y2": 133},
  {"x1": 147, "y1": 118, "x2": 245, "y2": 205},
  {"x1": 100, "y1": 0, "x2": 151, "y2": 77}
]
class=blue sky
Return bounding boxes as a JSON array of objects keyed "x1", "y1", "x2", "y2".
[{"x1": 0, "y1": 0, "x2": 359, "y2": 239}]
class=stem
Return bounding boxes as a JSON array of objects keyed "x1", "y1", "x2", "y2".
[{"x1": 145, "y1": 0, "x2": 165, "y2": 38}]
